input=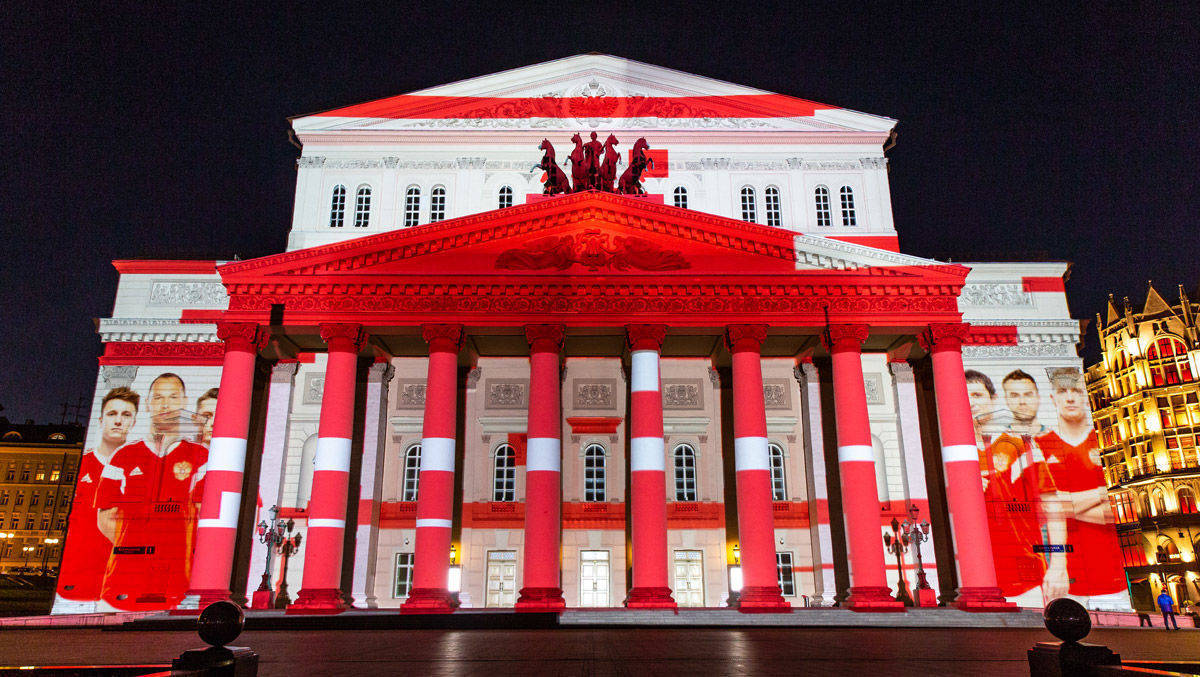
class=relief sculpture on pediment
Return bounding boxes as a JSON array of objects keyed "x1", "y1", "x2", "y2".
[{"x1": 495, "y1": 230, "x2": 689, "y2": 272}]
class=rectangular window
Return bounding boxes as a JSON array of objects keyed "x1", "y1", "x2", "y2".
[
  {"x1": 29, "y1": 494, "x2": 38, "y2": 507},
  {"x1": 24, "y1": 516, "x2": 35, "y2": 530},
  {"x1": 0, "y1": 492, "x2": 7, "y2": 506},
  {"x1": 19, "y1": 470, "x2": 29, "y2": 482},
  {"x1": 393, "y1": 553, "x2": 415, "y2": 598},
  {"x1": 49, "y1": 470, "x2": 59, "y2": 482},
  {"x1": 40, "y1": 516, "x2": 49, "y2": 531},
  {"x1": 776, "y1": 552, "x2": 795, "y2": 596},
  {"x1": 15, "y1": 493, "x2": 24, "y2": 507}
]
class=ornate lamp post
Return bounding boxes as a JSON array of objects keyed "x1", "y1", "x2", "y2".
[
  {"x1": 883, "y1": 518, "x2": 915, "y2": 606},
  {"x1": 21, "y1": 545, "x2": 35, "y2": 572},
  {"x1": 251, "y1": 506, "x2": 302, "y2": 610},
  {"x1": 272, "y1": 516, "x2": 302, "y2": 610},
  {"x1": 900, "y1": 504, "x2": 936, "y2": 606}
]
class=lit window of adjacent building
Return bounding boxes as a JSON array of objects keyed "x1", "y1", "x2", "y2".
[
  {"x1": 672, "y1": 186, "x2": 688, "y2": 209},
  {"x1": 498, "y1": 185, "x2": 513, "y2": 209},
  {"x1": 768, "y1": 443, "x2": 786, "y2": 501},
  {"x1": 764, "y1": 186, "x2": 781, "y2": 227},
  {"x1": 404, "y1": 186, "x2": 421, "y2": 227},
  {"x1": 393, "y1": 552, "x2": 414, "y2": 598},
  {"x1": 430, "y1": 186, "x2": 446, "y2": 222},
  {"x1": 839, "y1": 186, "x2": 857, "y2": 226},
  {"x1": 493, "y1": 444, "x2": 516, "y2": 502},
  {"x1": 814, "y1": 186, "x2": 831, "y2": 227},
  {"x1": 329, "y1": 185, "x2": 346, "y2": 227},
  {"x1": 401, "y1": 444, "x2": 421, "y2": 502},
  {"x1": 353, "y1": 186, "x2": 371, "y2": 227},
  {"x1": 584, "y1": 444, "x2": 606, "y2": 502},
  {"x1": 1179, "y1": 486, "x2": 1197, "y2": 514},
  {"x1": 1148, "y1": 335, "x2": 1194, "y2": 385},
  {"x1": 673, "y1": 444, "x2": 697, "y2": 502},
  {"x1": 776, "y1": 552, "x2": 795, "y2": 596},
  {"x1": 739, "y1": 186, "x2": 757, "y2": 222}
]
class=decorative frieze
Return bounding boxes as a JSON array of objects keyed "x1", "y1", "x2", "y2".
[
  {"x1": 763, "y1": 379, "x2": 792, "y2": 410},
  {"x1": 863, "y1": 373, "x2": 885, "y2": 404},
  {"x1": 958, "y1": 283, "x2": 1034, "y2": 307},
  {"x1": 303, "y1": 374, "x2": 325, "y2": 405},
  {"x1": 485, "y1": 379, "x2": 528, "y2": 409},
  {"x1": 662, "y1": 379, "x2": 704, "y2": 410},
  {"x1": 394, "y1": 380, "x2": 427, "y2": 409},
  {"x1": 573, "y1": 380, "x2": 616, "y2": 410},
  {"x1": 961, "y1": 343, "x2": 1077, "y2": 358},
  {"x1": 100, "y1": 365, "x2": 138, "y2": 389},
  {"x1": 147, "y1": 281, "x2": 227, "y2": 308}
]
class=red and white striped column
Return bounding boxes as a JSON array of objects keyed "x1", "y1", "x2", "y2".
[
  {"x1": 824, "y1": 324, "x2": 904, "y2": 611},
  {"x1": 515, "y1": 324, "x2": 567, "y2": 612},
  {"x1": 289, "y1": 323, "x2": 365, "y2": 614},
  {"x1": 180, "y1": 321, "x2": 264, "y2": 610},
  {"x1": 402, "y1": 325, "x2": 463, "y2": 613},
  {"x1": 922, "y1": 323, "x2": 1016, "y2": 611},
  {"x1": 727, "y1": 325, "x2": 790, "y2": 612},
  {"x1": 625, "y1": 324, "x2": 676, "y2": 609}
]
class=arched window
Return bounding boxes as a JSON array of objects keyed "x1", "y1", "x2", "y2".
[
  {"x1": 430, "y1": 186, "x2": 446, "y2": 222},
  {"x1": 814, "y1": 186, "x2": 831, "y2": 227},
  {"x1": 839, "y1": 186, "x2": 857, "y2": 226},
  {"x1": 298, "y1": 435, "x2": 317, "y2": 506},
  {"x1": 498, "y1": 185, "x2": 513, "y2": 209},
  {"x1": 1147, "y1": 335, "x2": 1194, "y2": 386},
  {"x1": 329, "y1": 185, "x2": 346, "y2": 228},
  {"x1": 493, "y1": 444, "x2": 516, "y2": 502},
  {"x1": 1178, "y1": 486, "x2": 1197, "y2": 514},
  {"x1": 1157, "y1": 535, "x2": 1181, "y2": 562},
  {"x1": 354, "y1": 186, "x2": 372, "y2": 227},
  {"x1": 764, "y1": 186, "x2": 782, "y2": 227},
  {"x1": 672, "y1": 186, "x2": 688, "y2": 209},
  {"x1": 673, "y1": 444, "x2": 697, "y2": 501},
  {"x1": 402, "y1": 444, "x2": 421, "y2": 502},
  {"x1": 403, "y1": 186, "x2": 421, "y2": 227},
  {"x1": 584, "y1": 444, "x2": 606, "y2": 502},
  {"x1": 768, "y1": 443, "x2": 786, "y2": 501},
  {"x1": 739, "y1": 186, "x2": 757, "y2": 223}
]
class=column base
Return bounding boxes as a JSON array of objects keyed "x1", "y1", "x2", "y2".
[
  {"x1": 515, "y1": 587, "x2": 566, "y2": 612},
  {"x1": 400, "y1": 588, "x2": 457, "y2": 614},
  {"x1": 626, "y1": 587, "x2": 678, "y2": 610},
  {"x1": 169, "y1": 589, "x2": 231, "y2": 615},
  {"x1": 955, "y1": 586, "x2": 1019, "y2": 612},
  {"x1": 286, "y1": 588, "x2": 347, "y2": 615},
  {"x1": 737, "y1": 586, "x2": 792, "y2": 613},
  {"x1": 844, "y1": 586, "x2": 906, "y2": 612}
]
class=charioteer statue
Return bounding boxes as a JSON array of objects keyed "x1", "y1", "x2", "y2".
[{"x1": 534, "y1": 134, "x2": 653, "y2": 195}]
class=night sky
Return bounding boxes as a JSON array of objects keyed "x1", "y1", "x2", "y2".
[{"x1": 4, "y1": 4, "x2": 1198, "y2": 424}]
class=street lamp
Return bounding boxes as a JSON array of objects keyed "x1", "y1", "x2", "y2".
[
  {"x1": 252, "y1": 505, "x2": 302, "y2": 610},
  {"x1": 40, "y1": 538, "x2": 59, "y2": 575},
  {"x1": 900, "y1": 504, "x2": 935, "y2": 606},
  {"x1": 21, "y1": 545, "x2": 35, "y2": 572},
  {"x1": 883, "y1": 517, "x2": 914, "y2": 606},
  {"x1": 0, "y1": 533, "x2": 13, "y2": 572}
]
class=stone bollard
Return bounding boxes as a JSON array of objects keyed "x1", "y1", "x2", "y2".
[
  {"x1": 1028, "y1": 598, "x2": 1120, "y2": 676},
  {"x1": 171, "y1": 601, "x2": 259, "y2": 676}
]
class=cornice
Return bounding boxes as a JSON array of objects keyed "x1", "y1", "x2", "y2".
[
  {"x1": 296, "y1": 130, "x2": 892, "y2": 147},
  {"x1": 97, "y1": 318, "x2": 218, "y2": 343}
]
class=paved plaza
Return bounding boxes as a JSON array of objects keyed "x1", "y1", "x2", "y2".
[{"x1": 0, "y1": 626, "x2": 1196, "y2": 676}]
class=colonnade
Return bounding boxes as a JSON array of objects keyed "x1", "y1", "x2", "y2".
[{"x1": 184, "y1": 321, "x2": 1015, "y2": 613}]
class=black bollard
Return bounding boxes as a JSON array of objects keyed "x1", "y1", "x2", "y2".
[
  {"x1": 1027, "y1": 598, "x2": 1120, "y2": 676},
  {"x1": 171, "y1": 601, "x2": 259, "y2": 676}
]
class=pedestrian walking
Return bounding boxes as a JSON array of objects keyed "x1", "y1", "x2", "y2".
[
  {"x1": 1158, "y1": 590, "x2": 1179, "y2": 630},
  {"x1": 1137, "y1": 611, "x2": 1153, "y2": 627}
]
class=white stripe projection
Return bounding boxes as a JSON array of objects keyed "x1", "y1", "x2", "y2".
[
  {"x1": 416, "y1": 518, "x2": 453, "y2": 529},
  {"x1": 207, "y1": 437, "x2": 248, "y2": 473},
  {"x1": 197, "y1": 491, "x2": 242, "y2": 529},
  {"x1": 314, "y1": 437, "x2": 352, "y2": 472},
  {"x1": 420, "y1": 437, "x2": 456, "y2": 472},
  {"x1": 734, "y1": 436, "x2": 769, "y2": 471},
  {"x1": 526, "y1": 437, "x2": 561, "y2": 472},
  {"x1": 837, "y1": 445, "x2": 875, "y2": 463},
  {"x1": 630, "y1": 437, "x2": 665, "y2": 472},
  {"x1": 630, "y1": 350, "x2": 660, "y2": 392},
  {"x1": 941, "y1": 444, "x2": 979, "y2": 464},
  {"x1": 308, "y1": 518, "x2": 347, "y2": 529}
]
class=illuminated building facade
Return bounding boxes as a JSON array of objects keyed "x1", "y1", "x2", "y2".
[
  {"x1": 0, "y1": 421, "x2": 82, "y2": 574},
  {"x1": 1088, "y1": 284, "x2": 1200, "y2": 612}
]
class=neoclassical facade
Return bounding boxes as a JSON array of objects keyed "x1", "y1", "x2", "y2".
[{"x1": 54, "y1": 55, "x2": 1107, "y2": 615}]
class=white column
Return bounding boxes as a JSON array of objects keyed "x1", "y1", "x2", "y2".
[
  {"x1": 888, "y1": 360, "x2": 940, "y2": 595},
  {"x1": 797, "y1": 361, "x2": 837, "y2": 606},
  {"x1": 243, "y1": 361, "x2": 298, "y2": 602},
  {"x1": 350, "y1": 361, "x2": 394, "y2": 608}
]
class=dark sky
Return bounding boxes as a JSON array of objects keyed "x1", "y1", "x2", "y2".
[{"x1": 4, "y1": 4, "x2": 1198, "y2": 424}]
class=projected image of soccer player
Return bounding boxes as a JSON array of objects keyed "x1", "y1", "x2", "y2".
[
  {"x1": 1002, "y1": 370, "x2": 1047, "y2": 436},
  {"x1": 193, "y1": 388, "x2": 218, "y2": 447}
]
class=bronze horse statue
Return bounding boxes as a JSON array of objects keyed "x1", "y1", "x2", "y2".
[
  {"x1": 533, "y1": 139, "x2": 571, "y2": 195},
  {"x1": 617, "y1": 138, "x2": 654, "y2": 195},
  {"x1": 598, "y1": 134, "x2": 620, "y2": 192},
  {"x1": 566, "y1": 133, "x2": 589, "y2": 192}
]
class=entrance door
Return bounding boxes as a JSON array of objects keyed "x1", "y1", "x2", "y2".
[
  {"x1": 579, "y1": 550, "x2": 610, "y2": 607},
  {"x1": 485, "y1": 551, "x2": 517, "y2": 608},
  {"x1": 673, "y1": 550, "x2": 705, "y2": 607}
]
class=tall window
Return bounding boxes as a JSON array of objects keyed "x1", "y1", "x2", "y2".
[
  {"x1": 673, "y1": 444, "x2": 697, "y2": 501},
  {"x1": 430, "y1": 186, "x2": 446, "y2": 222},
  {"x1": 1148, "y1": 335, "x2": 1194, "y2": 386},
  {"x1": 839, "y1": 186, "x2": 857, "y2": 226},
  {"x1": 814, "y1": 186, "x2": 831, "y2": 227},
  {"x1": 329, "y1": 185, "x2": 346, "y2": 227},
  {"x1": 739, "y1": 186, "x2": 757, "y2": 222},
  {"x1": 498, "y1": 185, "x2": 513, "y2": 209},
  {"x1": 768, "y1": 443, "x2": 786, "y2": 500},
  {"x1": 584, "y1": 444, "x2": 606, "y2": 502},
  {"x1": 776, "y1": 552, "x2": 795, "y2": 596},
  {"x1": 403, "y1": 186, "x2": 421, "y2": 227},
  {"x1": 493, "y1": 444, "x2": 516, "y2": 502},
  {"x1": 393, "y1": 552, "x2": 414, "y2": 598},
  {"x1": 353, "y1": 186, "x2": 371, "y2": 227},
  {"x1": 402, "y1": 444, "x2": 421, "y2": 502},
  {"x1": 1179, "y1": 487, "x2": 1197, "y2": 514},
  {"x1": 764, "y1": 186, "x2": 781, "y2": 227},
  {"x1": 673, "y1": 186, "x2": 688, "y2": 209}
]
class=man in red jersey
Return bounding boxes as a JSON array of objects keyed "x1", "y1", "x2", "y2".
[
  {"x1": 96, "y1": 373, "x2": 208, "y2": 610},
  {"x1": 55, "y1": 388, "x2": 138, "y2": 607}
]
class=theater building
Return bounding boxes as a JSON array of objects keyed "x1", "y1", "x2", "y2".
[{"x1": 53, "y1": 55, "x2": 1123, "y2": 615}]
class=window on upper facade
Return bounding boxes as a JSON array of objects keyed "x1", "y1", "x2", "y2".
[
  {"x1": 498, "y1": 185, "x2": 513, "y2": 209},
  {"x1": 776, "y1": 552, "x2": 795, "y2": 596},
  {"x1": 24, "y1": 516, "x2": 34, "y2": 530},
  {"x1": 401, "y1": 444, "x2": 421, "y2": 502},
  {"x1": 430, "y1": 186, "x2": 446, "y2": 222},
  {"x1": 839, "y1": 186, "x2": 857, "y2": 226},
  {"x1": 14, "y1": 493, "x2": 23, "y2": 507},
  {"x1": 329, "y1": 185, "x2": 347, "y2": 228},
  {"x1": 1147, "y1": 335, "x2": 1194, "y2": 386},
  {"x1": 673, "y1": 186, "x2": 688, "y2": 209},
  {"x1": 768, "y1": 443, "x2": 786, "y2": 501},
  {"x1": 584, "y1": 444, "x2": 606, "y2": 502},
  {"x1": 404, "y1": 186, "x2": 421, "y2": 227},
  {"x1": 0, "y1": 492, "x2": 6, "y2": 506},
  {"x1": 764, "y1": 186, "x2": 781, "y2": 227},
  {"x1": 814, "y1": 186, "x2": 832, "y2": 227},
  {"x1": 673, "y1": 444, "x2": 697, "y2": 502},
  {"x1": 353, "y1": 186, "x2": 371, "y2": 227},
  {"x1": 739, "y1": 187, "x2": 757, "y2": 223},
  {"x1": 19, "y1": 470, "x2": 28, "y2": 482},
  {"x1": 1179, "y1": 487, "x2": 1197, "y2": 514},
  {"x1": 29, "y1": 494, "x2": 38, "y2": 507},
  {"x1": 394, "y1": 552, "x2": 414, "y2": 598},
  {"x1": 493, "y1": 444, "x2": 516, "y2": 502}
]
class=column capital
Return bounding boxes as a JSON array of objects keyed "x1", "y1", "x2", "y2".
[
  {"x1": 524, "y1": 324, "x2": 565, "y2": 353},
  {"x1": 822, "y1": 324, "x2": 870, "y2": 353},
  {"x1": 270, "y1": 361, "x2": 300, "y2": 384},
  {"x1": 368, "y1": 361, "x2": 395, "y2": 384},
  {"x1": 216, "y1": 321, "x2": 267, "y2": 353},
  {"x1": 726, "y1": 324, "x2": 768, "y2": 353},
  {"x1": 421, "y1": 324, "x2": 464, "y2": 353},
  {"x1": 626, "y1": 324, "x2": 667, "y2": 351},
  {"x1": 319, "y1": 322, "x2": 366, "y2": 353},
  {"x1": 919, "y1": 322, "x2": 971, "y2": 354}
]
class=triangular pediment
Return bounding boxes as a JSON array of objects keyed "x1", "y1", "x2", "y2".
[
  {"x1": 291, "y1": 54, "x2": 895, "y2": 134},
  {"x1": 219, "y1": 192, "x2": 963, "y2": 286}
]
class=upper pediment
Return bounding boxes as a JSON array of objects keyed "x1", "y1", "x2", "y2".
[{"x1": 291, "y1": 54, "x2": 895, "y2": 134}]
